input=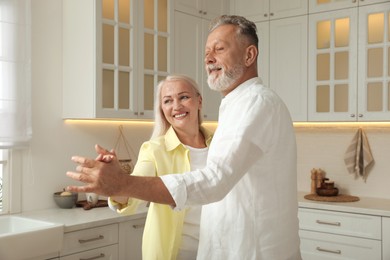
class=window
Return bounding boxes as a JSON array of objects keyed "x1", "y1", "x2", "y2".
[
  {"x1": 0, "y1": 0, "x2": 31, "y2": 214},
  {"x1": 0, "y1": 150, "x2": 8, "y2": 213}
]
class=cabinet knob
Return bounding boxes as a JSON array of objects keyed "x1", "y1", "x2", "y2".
[
  {"x1": 350, "y1": 114, "x2": 355, "y2": 118},
  {"x1": 199, "y1": 10, "x2": 202, "y2": 14},
  {"x1": 264, "y1": 13, "x2": 268, "y2": 17},
  {"x1": 140, "y1": 112, "x2": 144, "y2": 116},
  {"x1": 270, "y1": 13, "x2": 274, "y2": 16},
  {"x1": 352, "y1": 0, "x2": 357, "y2": 2},
  {"x1": 203, "y1": 11, "x2": 207, "y2": 15},
  {"x1": 358, "y1": 114, "x2": 363, "y2": 117}
]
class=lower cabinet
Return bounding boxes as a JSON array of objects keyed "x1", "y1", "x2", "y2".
[
  {"x1": 298, "y1": 208, "x2": 382, "y2": 260},
  {"x1": 383, "y1": 217, "x2": 390, "y2": 260},
  {"x1": 118, "y1": 217, "x2": 146, "y2": 260},
  {"x1": 60, "y1": 245, "x2": 118, "y2": 260},
  {"x1": 59, "y1": 217, "x2": 146, "y2": 260},
  {"x1": 60, "y1": 223, "x2": 119, "y2": 259}
]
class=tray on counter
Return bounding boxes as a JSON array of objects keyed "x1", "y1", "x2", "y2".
[{"x1": 304, "y1": 194, "x2": 360, "y2": 202}]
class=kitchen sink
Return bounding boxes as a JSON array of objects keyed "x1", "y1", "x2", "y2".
[{"x1": 0, "y1": 215, "x2": 63, "y2": 260}]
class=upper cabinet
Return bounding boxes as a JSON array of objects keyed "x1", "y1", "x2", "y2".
[
  {"x1": 173, "y1": 0, "x2": 227, "y2": 121},
  {"x1": 230, "y1": 0, "x2": 308, "y2": 22},
  {"x1": 231, "y1": 1, "x2": 308, "y2": 121},
  {"x1": 63, "y1": 0, "x2": 173, "y2": 120},
  {"x1": 309, "y1": 0, "x2": 390, "y2": 14},
  {"x1": 308, "y1": 3, "x2": 390, "y2": 121},
  {"x1": 175, "y1": 0, "x2": 228, "y2": 20}
]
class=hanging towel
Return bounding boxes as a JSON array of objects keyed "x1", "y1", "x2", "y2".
[{"x1": 344, "y1": 128, "x2": 374, "y2": 181}]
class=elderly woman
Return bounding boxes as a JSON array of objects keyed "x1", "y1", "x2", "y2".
[{"x1": 108, "y1": 74, "x2": 213, "y2": 259}]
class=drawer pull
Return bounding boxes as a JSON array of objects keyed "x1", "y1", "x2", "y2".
[
  {"x1": 132, "y1": 224, "x2": 145, "y2": 229},
  {"x1": 316, "y1": 246, "x2": 341, "y2": 254},
  {"x1": 80, "y1": 253, "x2": 105, "y2": 260},
  {"x1": 316, "y1": 220, "x2": 341, "y2": 226},
  {"x1": 78, "y1": 235, "x2": 104, "y2": 244}
]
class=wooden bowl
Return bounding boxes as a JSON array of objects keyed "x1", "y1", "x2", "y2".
[{"x1": 316, "y1": 187, "x2": 339, "y2": 197}]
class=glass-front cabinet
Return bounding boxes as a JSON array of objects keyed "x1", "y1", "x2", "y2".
[
  {"x1": 308, "y1": 3, "x2": 390, "y2": 121},
  {"x1": 63, "y1": 0, "x2": 172, "y2": 119},
  {"x1": 309, "y1": 0, "x2": 389, "y2": 14}
]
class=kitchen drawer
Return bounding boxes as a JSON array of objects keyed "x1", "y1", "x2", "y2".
[
  {"x1": 61, "y1": 224, "x2": 118, "y2": 256},
  {"x1": 60, "y1": 244, "x2": 118, "y2": 260},
  {"x1": 299, "y1": 208, "x2": 381, "y2": 239},
  {"x1": 300, "y1": 230, "x2": 381, "y2": 260}
]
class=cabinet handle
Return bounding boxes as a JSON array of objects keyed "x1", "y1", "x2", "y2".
[
  {"x1": 132, "y1": 224, "x2": 145, "y2": 229},
  {"x1": 358, "y1": 114, "x2": 363, "y2": 117},
  {"x1": 78, "y1": 235, "x2": 104, "y2": 244},
  {"x1": 350, "y1": 114, "x2": 355, "y2": 117},
  {"x1": 316, "y1": 220, "x2": 341, "y2": 226},
  {"x1": 316, "y1": 247, "x2": 341, "y2": 254},
  {"x1": 352, "y1": 0, "x2": 357, "y2": 3},
  {"x1": 140, "y1": 112, "x2": 144, "y2": 116},
  {"x1": 80, "y1": 253, "x2": 105, "y2": 260}
]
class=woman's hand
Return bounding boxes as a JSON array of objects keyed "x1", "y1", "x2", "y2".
[{"x1": 66, "y1": 144, "x2": 128, "y2": 196}]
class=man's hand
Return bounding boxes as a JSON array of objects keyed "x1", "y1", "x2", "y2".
[{"x1": 66, "y1": 144, "x2": 128, "y2": 196}]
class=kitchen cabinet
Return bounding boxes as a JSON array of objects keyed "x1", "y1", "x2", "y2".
[
  {"x1": 268, "y1": 16, "x2": 308, "y2": 121},
  {"x1": 308, "y1": 3, "x2": 390, "y2": 121},
  {"x1": 299, "y1": 208, "x2": 382, "y2": 259},
  {"x1": 174, "y1": 0, "x2": 227, "y2": 121},
  {"x1": 309, "y1": 0, "x2": 389, "y2": 14},
  {"x1": 60, "y1": 223, "x2": 119, "y2": 259},
  {"x1": 230, "y1": 1, "x2": 308, "y2": 121},
  {"x1": 383, "y1": 217, "x2": 390, "y2": 260},
  {"x1": 175, "y1": 0, "x2": 228, "y2": 20},
  {"x1": 118, "y1": 217, "x2": 146, "y2": 260},
  {"x1": 63, "y1": 0, "x2": 172, "y2": 120},
  {"x1": 230, "y1": 0, "x2": 308, "y2": 22}
]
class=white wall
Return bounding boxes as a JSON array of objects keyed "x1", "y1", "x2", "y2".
[{"x1": 27, "y1": 0, "x2": 390, "y2": 212}]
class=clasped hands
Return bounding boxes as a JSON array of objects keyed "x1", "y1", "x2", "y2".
[{"x1": 66, "y1": 144, "x2": 129, "y2": 198}]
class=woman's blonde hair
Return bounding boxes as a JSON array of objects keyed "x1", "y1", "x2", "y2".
[{"x1": 151, "y1": 74, "x2": 203, "y2": 139}]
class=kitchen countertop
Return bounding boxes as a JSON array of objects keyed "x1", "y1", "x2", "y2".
[
  {"x1": 15, "y1": 205, "x2": 148, "y2": 233},
  {"x1": 298, "y1": 191, "x2": 390, "y2": 217},
  {"x1": 7, "y1": 192, "x2": 390, "y2": 234}
]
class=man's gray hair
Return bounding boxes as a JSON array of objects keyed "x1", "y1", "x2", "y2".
[{"x1": 209, "y1": 15, "x2": 258, "y2": 48}]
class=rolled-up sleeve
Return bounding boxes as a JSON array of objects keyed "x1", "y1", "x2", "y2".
[{"x1": 160, "y1": 174, "x2": 188, "y2": 211}]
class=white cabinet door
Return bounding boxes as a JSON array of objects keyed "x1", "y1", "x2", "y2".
[
  {"x1": 309, "y1": 0, "x2": 388, "y2": 14},
  {"x1": 255, "y1": 21, "x2": 270, "y2": 88},
  {"x1": 60, "y1": 245, "x2": 118, "y2": 260},
  {"x1": 174, "y1": 11, "x2": 222, "y2": 121},
  {"x1": 270, "y1": 16, "x2": 308, "y2": 121},
  {"x1": 118, "y1": 218, "x2": 146, "y2": 260},
  {"x1": 357, "y1": 3, "x2": 390, "y2": 121},
  {"x1": 175, "y1": 0, "x2": 227, "y2": 20},
  {"x1": 230, "y1": 0, "x2": 307, "y2": 22},
  {"x1": 300, "y1": 230, "x2": 381, "y2": 260},
  {"x1": 383, "y1": 217, "x2": 390, "y2": 260},
  {"x1": 254, "y1": 16, "x2": 308, "y2": 122},
  {"x1": 308, "y1": 8, "x2": 358, "y2": 121}
]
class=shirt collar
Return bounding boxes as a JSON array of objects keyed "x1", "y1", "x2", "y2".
[{"x1": 222, "y1": 77, "x2": 262, "y2": 103}]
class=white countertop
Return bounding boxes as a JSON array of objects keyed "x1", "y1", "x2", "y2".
[
  {"x1": 15, "y1": 206, "x2": 148, "y2": 232},
  {"x1": 7, "y1": 192, "x2": 390, "y2": 234},
  {"x1": 298, "y1": 191, "x2": 390, "y2": 217}
]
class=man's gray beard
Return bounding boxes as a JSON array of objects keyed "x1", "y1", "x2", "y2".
[{"x1": 207, "y1": 65, "x2": 244, "y2": 92}]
